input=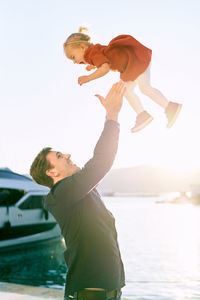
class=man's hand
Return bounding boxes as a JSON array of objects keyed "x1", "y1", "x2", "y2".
[
  {"x1": 78, "y1": 75, "x2": 91, "y2": 86},
  {"x1": 86, "y1": 65, "x2": 96, "y2": 71},
  {"x1": 95, "y1": 81, "x2": 125, "y2": 122}
]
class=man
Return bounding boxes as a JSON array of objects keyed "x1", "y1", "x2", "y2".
[{"x1": 30, "y1": 82, "x2": 126, "y2": 300}]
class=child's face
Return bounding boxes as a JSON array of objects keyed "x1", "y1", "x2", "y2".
[{"x1": 65, "y1": 44, "x2": 86, "y2": 65}]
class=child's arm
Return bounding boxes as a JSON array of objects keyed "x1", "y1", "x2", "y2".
[
  {"x1": 86, "y1": 65, "x2": 96, "y2": 71},
  {"x1": 78, "y1": 63, "x2": 110, "y2": 86}
]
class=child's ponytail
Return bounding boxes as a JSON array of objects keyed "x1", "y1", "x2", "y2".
[{"x1": 78, "y1": 26, "x2": 89, "y2": 35}]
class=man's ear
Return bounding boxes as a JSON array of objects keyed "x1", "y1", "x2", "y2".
[{"x1": 46, "y1": 169, "x2": 58, "y2": 178}]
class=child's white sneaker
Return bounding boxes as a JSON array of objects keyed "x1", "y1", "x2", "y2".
[
  {"x1": 165, "y1": 102, "x2": 182, "y2": 128},
  {"x1": 131, "y1": 111, "x2": 153, "y2": 133}
]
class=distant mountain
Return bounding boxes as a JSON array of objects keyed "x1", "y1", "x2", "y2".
[{"x1": 98, "y1": 165, "x2": 200, "y2": 194}]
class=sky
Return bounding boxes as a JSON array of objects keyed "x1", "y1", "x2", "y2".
[{"x1": 0, "y1": 0, "x2": 200, "y2": 175}]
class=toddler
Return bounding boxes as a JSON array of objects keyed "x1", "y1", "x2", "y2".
[{"x1": 63, "y1": 28, "x2": 182, "y2": 132}]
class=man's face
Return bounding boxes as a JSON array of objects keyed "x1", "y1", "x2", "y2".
[{"x1": 46, "y1": 151, "x2": 80, "y2": 180}]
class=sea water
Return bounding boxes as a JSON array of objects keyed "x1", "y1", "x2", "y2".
[
  {"x1": 0, "y1": 196, "x2": 200, "y2": 300},
  {"x1": 104, "y1": 196, "x2": 200, "y2": 300}
]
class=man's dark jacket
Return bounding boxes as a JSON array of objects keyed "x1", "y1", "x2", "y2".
[{"x1": 44, "y1": 120, "x2": 125, "y2": 296}]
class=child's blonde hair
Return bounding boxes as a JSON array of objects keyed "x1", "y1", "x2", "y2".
[{"x1": 63, "y1": 26, "x2": 91, "y2": 49}]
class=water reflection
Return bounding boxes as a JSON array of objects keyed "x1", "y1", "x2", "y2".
[
  {"x1": 169, "y1": 205, "x2": 200, "y2": 278},
  {"x1": 104, "y1": 197, "x2": 200, "y2": 299},
  {"x1": 0, "y1": 238, "x2": 67, "y2": 288}
]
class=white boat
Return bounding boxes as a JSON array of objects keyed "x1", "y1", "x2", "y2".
[{"x1": 0, "y1": 168, "x2": 61, "y2": 250}]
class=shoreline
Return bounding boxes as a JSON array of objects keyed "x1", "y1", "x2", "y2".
[{"x1": 0, "y1": 281, "x2": 64, "y2": 299}]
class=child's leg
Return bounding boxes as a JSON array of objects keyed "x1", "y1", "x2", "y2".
[
  {"x1": 123, "y1": 80, "x2": 153, "y2": 132},
  {"x1": 137, "y1": 65, "x2": 182, "y2": 128},
  {"x1": 124, "y1": 81, "x2": 144, "y2": 114},
  {"x1": 137, "y1": 65, "x2": 168, "y2": 109}
]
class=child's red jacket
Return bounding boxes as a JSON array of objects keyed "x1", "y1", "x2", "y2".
[{"x1": 84, "y1": 35, "x2": 152, "y2": 82}]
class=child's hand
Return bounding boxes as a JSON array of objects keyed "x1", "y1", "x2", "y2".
[
  {"x1": 86, "y1": 65, "x2": 96, "y2": 71},
  {"x1": 78, "y1": 76, "x2": 91, "y2": 86}
]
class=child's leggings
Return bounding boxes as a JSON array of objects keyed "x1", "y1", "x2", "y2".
[{"x1": 123, "y1": 64, "x2": 169, "y2": 114}]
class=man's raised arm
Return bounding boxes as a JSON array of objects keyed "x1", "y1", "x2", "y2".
[{"x1": 57, "y1": 82, "x2": 125, "y2": 201}]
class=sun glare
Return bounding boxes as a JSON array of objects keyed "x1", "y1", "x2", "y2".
[
  {"x1": 117, "y1": 104, "x2": 198, "y2": 174},
  {"x1": 175, "y1": 207, "x2": 199, "y2": 269}
]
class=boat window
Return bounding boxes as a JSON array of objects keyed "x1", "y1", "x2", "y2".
[
  {"x1": 0, "y1": 188, "x2": 25, "y2": 206},
  {"x1": 19, "y1": 195, "x2": 47, "y2": 210}
]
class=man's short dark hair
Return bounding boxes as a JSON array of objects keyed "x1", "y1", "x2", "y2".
[{"x1": 30, "y1": 147, "x2": 54, "y2": 188}]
